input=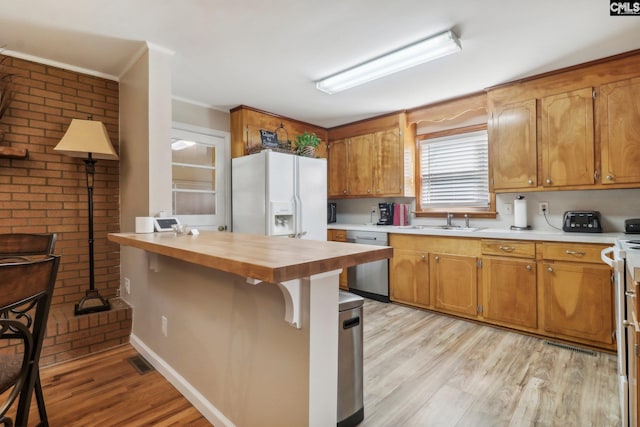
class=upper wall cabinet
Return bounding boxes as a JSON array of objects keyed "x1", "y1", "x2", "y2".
[
  {"x1": 600, "y1": 76, "x2": 640, "y2": 185},
  {"x1": 541, "y1": 87, "x2": 595, "y2": 188},
  {"x1": 230, "y1": 105, "x2": 328, "y2": 159},
  {"x1": 488, "y1": 99, "x2": 537, "y2": 190},
  {"x1": 327, "y1": 112, "x2": 415, "y2": 198},
  {"x1": 487, "y1": 51, "x2": 640, "y2": 192}
]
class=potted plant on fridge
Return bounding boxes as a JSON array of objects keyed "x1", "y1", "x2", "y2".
[{"x1": 294, "y1": 131, "x2": 321, "y2": 157}]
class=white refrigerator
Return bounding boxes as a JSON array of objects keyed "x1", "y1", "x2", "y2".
[{"x1": 232, "y1": 150, "x2": 327, "y2": 241}]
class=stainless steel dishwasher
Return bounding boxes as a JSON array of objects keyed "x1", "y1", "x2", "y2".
[{"x1": 346, "y1": 230, "x2": 389, "y2": 302}]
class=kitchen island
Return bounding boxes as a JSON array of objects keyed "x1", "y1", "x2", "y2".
[{"x1": 108, "y1": 231, "x2": 391, "y2": 427}]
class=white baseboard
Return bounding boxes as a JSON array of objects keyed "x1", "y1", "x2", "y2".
[{"x1": 130, "y1": 334, "x2": 235, "y2": 427}]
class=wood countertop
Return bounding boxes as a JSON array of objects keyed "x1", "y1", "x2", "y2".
[{"x1": 108, "y1": 231, "x2": 392, "y2": 283}]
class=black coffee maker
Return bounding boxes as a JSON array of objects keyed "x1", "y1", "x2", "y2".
[{"x1": 377, "y1": 203, "x2": 394, "y2": 225}]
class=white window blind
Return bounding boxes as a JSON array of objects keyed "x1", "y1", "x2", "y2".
[{"x1": 419, "y1": 130, "x2": 489, "y2": 208}]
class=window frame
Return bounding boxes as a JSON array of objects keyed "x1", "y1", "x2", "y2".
[{"x1": 414, "y1": 124, "x2": 496, "y2": 218}]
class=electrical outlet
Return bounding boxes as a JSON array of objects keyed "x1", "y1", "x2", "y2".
[
  {"x1": 538, "y1": 202, "x2": 549, "y2": 215},
  {"x1": 124, "y1": 277, "x2": 131, "y2": 295},
  {"x1": 504, "y1": 203, "x2": 513, "y2": 215},
  {"x1": 161, "y1": 316, "x2": 168, "y2": 337}
]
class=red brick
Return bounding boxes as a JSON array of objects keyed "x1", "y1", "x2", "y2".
[{"x1": 2, "y1": 55, "x2": 120, "y2": 363}]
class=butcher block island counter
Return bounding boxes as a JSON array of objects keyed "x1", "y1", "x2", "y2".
[{"x1": 108, "y1": 231, "x2": 392, "y2": 427}]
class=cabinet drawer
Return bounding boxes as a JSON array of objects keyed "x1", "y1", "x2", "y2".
[
  {"x1": 481, "y1": 239, "x2": 535, "y2": 258},
  {"x1": 540, "y1": 242, "x2": 607, "y2": 263},
  {"x1": 328, "y1": 229, "x2": 347, "y2": 241},
  {"x1": 332, "y1": 230, "x2": 347, "y2": 242}
]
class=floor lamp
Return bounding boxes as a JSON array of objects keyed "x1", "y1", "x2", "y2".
[{"x1": 54, "y1": 119, "x2": 119, "y2": 315}]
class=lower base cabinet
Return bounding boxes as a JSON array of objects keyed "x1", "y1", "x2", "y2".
[
  {"x1": 389, "y1": 248, "x2": 429, "y2": 308},
  {"x1": 483, "y1": 257, "x2": 537, "y2": 329},
  {"x1": 388, "y1": 234, "x2": 614, "y2": 351},
  {"x1": 430, "y1": 253, "x2": 478, "y2": 317},
  {"x1": 542, "y1": 261, "x2": 613, "y2": 345}
]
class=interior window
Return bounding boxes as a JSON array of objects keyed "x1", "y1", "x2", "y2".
[
  {"x1": 170, "y1": 126, "x2": 229, "y2": 230},
  {"x1": 417, "y1": 129, "x2": 490, "y2": 213},
  {"x1": 171, "y1": 140, "x2": 216, "y2": 215}
]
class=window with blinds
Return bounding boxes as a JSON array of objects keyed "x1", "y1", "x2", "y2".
[{"x1": 419, "y1": 130, "x2": 489, "y2": 209}]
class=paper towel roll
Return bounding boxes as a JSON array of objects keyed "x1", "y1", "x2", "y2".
[
  {"x1": 135, "y1": 217, "x2": 154, "y2": 233},
  {"x1": 514, "y1": 196, "x2": 528, "y2": 228}
]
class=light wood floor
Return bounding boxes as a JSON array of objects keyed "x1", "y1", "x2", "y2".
[
  {"x1": 7, "y1": 299, "x2": 621, "y2": 426},
  {"x1": 360, "y1": 299, "x2": 621, "y2": 427}
]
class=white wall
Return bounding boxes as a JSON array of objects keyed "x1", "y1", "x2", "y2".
[
  {"x1": 172, "y1": 98, "x2": 230, "y2": 132},
  {"x1": 332, "y1": 188, "x2": 640, "y2": 232}
]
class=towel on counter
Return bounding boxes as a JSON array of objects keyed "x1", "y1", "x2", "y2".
[{"x1": 393, "y1": 203, "x2": 409, "y2": 226}]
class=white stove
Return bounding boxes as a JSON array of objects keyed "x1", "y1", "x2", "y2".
[
  {"x1": 603, "y1": 238, "x2": 640, "y2": 427},
  {"x1": 620, "y1": 239, "x2": 640, "y2": 281}
]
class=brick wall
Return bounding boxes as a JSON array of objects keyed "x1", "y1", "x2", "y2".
[{"x1": 0, "y1": 54, "x2": 126, "y2": 364}]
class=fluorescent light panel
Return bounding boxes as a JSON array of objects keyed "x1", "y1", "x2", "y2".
[{"x1": 316, "y1": 29, "x2": 461, "y2": 94}]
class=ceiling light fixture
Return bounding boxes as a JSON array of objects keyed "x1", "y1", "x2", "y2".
[
  {"x1": 315, "y1": 29, "x2": 461, "y2": 94},
  {"x1": 171, "y1": 139, "x2": 196, "y2": 151}
]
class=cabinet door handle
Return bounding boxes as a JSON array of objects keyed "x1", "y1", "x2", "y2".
[
  {"x1": 435, "y1": 256, "x2": 439, "y2": 261},
  {"x1": 527, "y1": 179, "x2": 534, "y2": 185},
  {"x1": 526, "y1": 265, "x2": 532, "y2": 270},
  {"x1": 626, "y1": 290, "x2": 636, "y2": 298},
  {"x1": 421, "y1": 255, "x2": 426, "y2": 261},
  {"x1": 499, "y1": 246, "x2": 515, "y2": 252},
  {"x1": 546, "y1": 178, "x2": 552, "y2": 184},
  {"x1": 565, "y1": 250, "x2": 586, "y2": 256},
  {"x1": 607, "y1": 175, "x2": 614, "y2": 181},
  {"x1": 548, "y1": 267, "x2": 553, "y2": 272}
]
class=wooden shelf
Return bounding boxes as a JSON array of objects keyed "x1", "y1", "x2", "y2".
[{"x1": 0, "y1": 146, "x2": 28, "y2": 159}]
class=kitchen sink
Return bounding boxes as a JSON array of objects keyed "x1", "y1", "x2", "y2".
[{"x1": 396, "y1": 225, "x2": 486, "y2": 232}]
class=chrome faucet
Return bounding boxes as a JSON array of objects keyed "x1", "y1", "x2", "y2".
[
  {"x1": 446, "y1": 212, "x2": 453, "y2": 226},
  {"x1": 464, "y1": 214, "x2": 470, "y2": 228}
]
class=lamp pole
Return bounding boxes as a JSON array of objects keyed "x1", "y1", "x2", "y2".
[{"x1": 84, "y1": 154, "x2": 96, "y2": 293}]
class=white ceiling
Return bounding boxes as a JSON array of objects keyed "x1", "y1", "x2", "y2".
[{"x1": 1, "y1": 0, "x2": 639, "y2": 128}]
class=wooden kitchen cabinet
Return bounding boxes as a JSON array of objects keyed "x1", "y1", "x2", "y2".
[
  {"x1": 481, "y1": 239, "x2": 537, "y2": 329},
  {"x1": 600, "y1": 76, "x2": 640, "y2": 185},
  {"x1": 327, "y1": 112, "x2": 415, "y2": 198},
  {"x1": 540, "y1": 242, "x2": 614, "y2": 347},
  {"x1": 327, "y1": 138, "x2": 348, "y2": 197},
  {"x1": 541, "y1": 87, "x2": 595, "y2": 187},
  {"x1": 230, "y1": 105, "x2": 328, "y2": 158},
  {"x1": 327, "y1": 229, "x2": 349, "y2": 290},
  {"x1": 389, "y1": 248, "x2": 429, "y2": 308},
  {"x1": 390, "y1": 234, "x2": 615, "y2": 351},
  {"x1": 488, "y1": 99, "x2": 537, "y2": 190},
  {"x1": 328, "y1": 129, "x2": 403, "y2": 197},
  {"x1": 430, "y1": 253, "x2": 478, "y2": 317},
  {"x1": 372, "y1": 128, "x2": 403, "y2": 195},
  {"x1": 348, "y1": 134, "x2": 374, "y2": 196}
]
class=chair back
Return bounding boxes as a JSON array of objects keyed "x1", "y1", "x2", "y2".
[
  {"x1": 0, "y1": 255, "x2": 60, "y2": 425},
  {"x1": 0, "y1": 233, "x2": 56, "y2": 256}
]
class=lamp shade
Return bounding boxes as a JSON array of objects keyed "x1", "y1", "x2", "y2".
[{"x1": 54, "y1": 119, "x2": 119, "y2": 160}]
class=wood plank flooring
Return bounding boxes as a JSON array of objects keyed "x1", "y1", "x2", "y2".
[
  {"x1": 12, "y1": 345, "x2": 211, "y2": 426},
  {"x1": 4, "y1": 299, "x2": 621, "y2": 426},
  {"x1": 360, "y1": 299, "x2": 620, "y2": 427}
]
